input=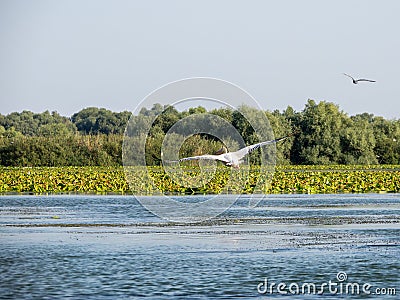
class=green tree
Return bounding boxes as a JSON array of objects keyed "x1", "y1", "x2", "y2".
[
  {"x1": 293, "y1": 100, "x2": 346, "y2": 164},
  {"x1": 152, "y1": 105, "x2": 180, "y2": 133},
  {"x1": 372, "y1": 117, "x2": 400, "y2": 164},
  {"x1": 38, "y1": 123, "x2": 76, "y2": 136},
  {"x1": 210, "y1": 107, "x2": 233, "y2": 123},
  {"x1": 340, "y1": 115, "x2": 377, "y2": 164},
  {"x1": 71, "y1": 107, "x2": 130, "y2": 134},
  {"x1": 265, "y1": 110, "x2": 294, "y2": 164}
]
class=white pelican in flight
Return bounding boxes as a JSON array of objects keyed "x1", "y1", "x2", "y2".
[
  {"x1": 343, "y1": 73, "x2": 376, "y2": 84},
  {"x1": 166, "y1": 135, "x2": 293, "y2": 169}
]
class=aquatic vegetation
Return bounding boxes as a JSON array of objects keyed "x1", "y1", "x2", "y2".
[
  {"x1": 0, "y1": 167, "x2": 128, "y2": 194},
  {"x1": 0, "y1": 165, "x2": 399, "y2": 194}
]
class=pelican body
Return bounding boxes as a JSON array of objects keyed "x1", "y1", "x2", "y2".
[
  {"x1": 343, "y1": 73, "x2": 376, "y2": 84},
  {"x1": 167, "y1": 135, "x2": 291, "y2": 168}
]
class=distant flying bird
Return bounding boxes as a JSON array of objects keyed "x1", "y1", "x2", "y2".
[
  {"x1": 343, "y1": 73, "x2": 376, "y2": 84},
  {"x1": 166, "y1": 135, "x2": 293, "y2": 169}
]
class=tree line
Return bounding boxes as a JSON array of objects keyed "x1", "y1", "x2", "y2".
[{"x1": 0, "y1": 100, "x2": 399, "y2": 166}]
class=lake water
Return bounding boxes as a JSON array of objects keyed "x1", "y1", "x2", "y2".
[{"x1": 0, "y1": 194, "x2": 399, "y2": 299}]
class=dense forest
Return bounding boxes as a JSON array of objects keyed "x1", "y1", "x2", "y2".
[{"x1": 0, "y1": 100, "x2": 399, "y2": 166}]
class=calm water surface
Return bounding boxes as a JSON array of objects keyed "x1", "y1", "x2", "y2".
[{"x1": 0, "y1": 194, "x2": 399, "y2": 299}]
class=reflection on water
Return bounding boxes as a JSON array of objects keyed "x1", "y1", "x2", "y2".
[{"x1": 0, "y1": 194, "x2": 399, "y2": 299}]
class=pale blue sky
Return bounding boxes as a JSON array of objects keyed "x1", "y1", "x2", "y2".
[{"x1": 1, "y1": 0, "x2": 399, "y2": 118}]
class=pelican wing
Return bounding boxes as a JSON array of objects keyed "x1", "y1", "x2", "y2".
[
  {"x1": 357, "y1": 79, "x2": 376, "y2": 82},
  {"x1": 232, "y1": 135, "x2": 290, "y2": 160},
  {"x1": 168, "y1": 154, "x2": 230, "y2": 164},
  {"x1": 343, "y1": 73, "x2": 355, "y2": 80}
]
